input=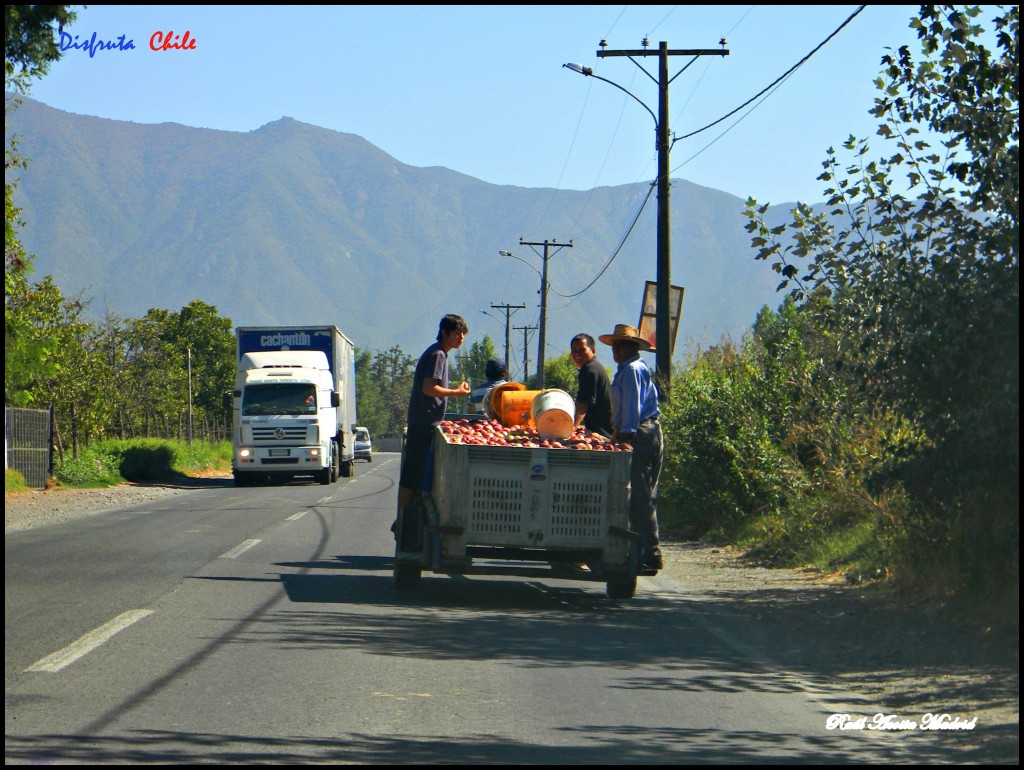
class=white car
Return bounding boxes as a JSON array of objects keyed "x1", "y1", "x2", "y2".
[{"x1": 354, "y1": 427, "x2": 372, "y2": 461}]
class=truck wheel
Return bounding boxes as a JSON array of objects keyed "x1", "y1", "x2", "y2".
[
  {"x1": 329, "y1": 444, "x2": 340, "y2": 483},
  {"x1": 393, "y1": 561, "x2": 422, "y2": 589},
  {"x1": 606, "y1": 576, "x2": 636, "y2": 600}
]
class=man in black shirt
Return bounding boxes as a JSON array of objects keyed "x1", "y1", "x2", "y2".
[
  {"x1": 399, "y1": 314, "x2": 471, "y2": 510},
  {"x1": 569, "y1": 333, "x2": 612, "y2": 438}
]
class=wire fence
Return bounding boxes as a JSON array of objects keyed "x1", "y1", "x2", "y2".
[{"x1": 6, "y1": 406, "x2": 53, "y2": 489}]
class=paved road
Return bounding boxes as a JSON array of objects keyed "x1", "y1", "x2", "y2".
[{"x1": 6, "y1": 453, "x2": 947, "y2": 763}]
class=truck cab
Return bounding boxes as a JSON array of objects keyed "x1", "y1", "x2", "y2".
[
  {"x1": 231, "y1": 326, "x2": 357, "y2": 487},
  {"x1": 231, "y1": 351, "x2": 341, "y2": 485}
]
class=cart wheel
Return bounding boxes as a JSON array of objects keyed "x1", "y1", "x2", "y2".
[
  {"x1": 394, "y1": 561, "x2": 422, "y2": 589},
  {"x1": 606, "y1": 576, "x2": 636, "y2": 600}
]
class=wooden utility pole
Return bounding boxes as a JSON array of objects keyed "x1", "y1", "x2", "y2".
[
  {"x1": 517, "y1": 238, "x2": 572, "y2": 389},
  {"x1": 513, "y1": 324, "x2": 537, "y2": 386},
  {"x1": 594, "y1": 40, "x2": 728, "y2": 397},
  {"x1": 490, "y1": 302, "x2": 525, "y2": 368}
]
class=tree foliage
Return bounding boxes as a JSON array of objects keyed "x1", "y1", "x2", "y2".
[
  {"x1": 4, "y1": 5, "x2": 78, "y2": 84},
  {"x1": 367, "y1": 345, "x2": 415, "y2": 436},
  {"x1": 5, "y1": 4, "x2": 80, "y2": 404},
  {"x1": 541, "y1": 352, "x2": 579, "y2": 395},
  {"x1": 740, "y1": 5, "x2": 1018, "y2": 590}
]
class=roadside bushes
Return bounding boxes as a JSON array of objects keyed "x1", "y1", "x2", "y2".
[
  {"x1": 5, "y1": 468, "x2": 31, "y2": 493},
  {"x1": 53, "y1": 438, "x2": 230, "y2": 486},
  {"x1": 659, "y1": 299, "x2": 917, "y2": 577}
]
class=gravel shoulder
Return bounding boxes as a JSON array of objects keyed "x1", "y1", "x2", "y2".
[{"x1": 5, "y1": 482, "x2": 1018, "y2": 762}]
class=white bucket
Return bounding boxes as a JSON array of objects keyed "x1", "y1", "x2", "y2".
[{"x1": 530, "y1": 389, "x2": 576, "y2": 440}]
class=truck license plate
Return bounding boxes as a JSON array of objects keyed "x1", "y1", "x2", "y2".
[{"x1": 269, "y1": 449, "x2": 290, "y2": 457}]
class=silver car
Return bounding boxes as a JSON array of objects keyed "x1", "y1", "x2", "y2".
[{"x1": 354, "y1": 427, "x2": 372, "y2": 461}]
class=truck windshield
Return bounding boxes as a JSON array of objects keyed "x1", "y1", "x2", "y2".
[{"x1": 242, "y1": 383, "x2": 316, "y2": 416}]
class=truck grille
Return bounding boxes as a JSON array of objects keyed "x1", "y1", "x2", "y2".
[{"x1": 251, "y1": 426, "x2": 308, "y2": 442}]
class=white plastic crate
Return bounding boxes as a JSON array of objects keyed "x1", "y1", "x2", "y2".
[{"x1": 431, "y1": 430, "x2": 631, "y2": 551}]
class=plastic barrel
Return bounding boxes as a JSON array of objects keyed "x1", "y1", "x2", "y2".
[
  {"x1": 499, "y1": 389, "x2": 543, "y2": 428},
  {"x1": 486, "y1": 381, "x2": 526, "y2": 420},
  {"x1": 531, "y1": 389, "x2": 576, "y2": 440}
]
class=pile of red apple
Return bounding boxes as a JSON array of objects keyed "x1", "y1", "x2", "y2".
[{"x1": 438, "y1": 418, "x2": 629, "y2": 451}]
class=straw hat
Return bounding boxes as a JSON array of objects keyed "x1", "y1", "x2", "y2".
[{"x1": 598, "y1": 323, "x2": 652, "y2": 351}]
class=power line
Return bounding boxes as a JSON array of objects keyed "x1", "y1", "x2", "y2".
[
  {"x1": 672, "y1": 5, "x2": 867, "y2": 148},
  {"x1": 551, "y1": 179, "x2": 658, "y2": 304}
]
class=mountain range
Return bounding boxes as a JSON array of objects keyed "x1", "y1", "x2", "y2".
[{"x1": 6, "y1": 93, "x2": 794, "y2": 374}]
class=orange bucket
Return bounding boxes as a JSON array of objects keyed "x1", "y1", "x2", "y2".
[
  {"x1": 499, "y1": 389, "x2": 543, "y2": 428},
  {"x1": 486, "y1": 381, "x2": 526, "y2": 420}
]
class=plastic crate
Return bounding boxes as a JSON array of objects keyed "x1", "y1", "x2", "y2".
[{"x1": 431, "y1": 429, "x2": 631, "y2": 553}]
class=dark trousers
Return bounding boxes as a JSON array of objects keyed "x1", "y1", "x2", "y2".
[{"x1": 630, "y1": 419, "x2": 663, "y2": 557}]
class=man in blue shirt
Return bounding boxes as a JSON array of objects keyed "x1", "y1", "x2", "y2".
[{"x1": 599, "y1": 323, "x2": 664, "y2": 575}]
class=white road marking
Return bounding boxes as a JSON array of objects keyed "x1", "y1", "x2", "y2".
[
  {"x1": 25, "y1": 609, "x2": 154, "y2": 673},
  {"x1": 286, "y1": 511, "x2": 306, "y2": 521},
  {"x1": 219, "y1": 539, "x2": 261, "y2": 559}
]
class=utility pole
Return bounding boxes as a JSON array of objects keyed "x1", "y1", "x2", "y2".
[
  {"x1": 490, "y1": 302, "x2": 525, "y2": 368},
  {"x1": 517, "y1": 238, "x2": 572, "y2": 389},
  {"x1": 595, "y1": 40, "x2": 728, "y2": 397},
  {"x1": 513, "y1": 324, "x2": 537, "y2": 386},
  {"x1": 187, "y1": 346, "x2": 194, "y2": 444}
]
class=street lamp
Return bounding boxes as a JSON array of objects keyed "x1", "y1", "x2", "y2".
[
  {"x1": 563, "y1": 58, "x2": 669, "y2": 392},
  {"x1": 563, "y1": 62, "x2": 658, "y2": 131},
  {"x1": 564, "y1": 42, "x2": 728, "y2": 397}
]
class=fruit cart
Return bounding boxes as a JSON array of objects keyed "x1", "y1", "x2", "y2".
[{"x1": 393, "y1": 414, "x2": 641, "y2": 599}]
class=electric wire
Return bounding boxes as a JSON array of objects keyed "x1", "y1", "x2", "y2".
[
  {"x1": 536, "y1": 7, "x2": 866, "y2": 314},
  {"x1": 550, "y1": 179, "x2": 657, "y2": 308},
  {"x1": 671, "y1": 5, "x2": 867, "y2": 150}
]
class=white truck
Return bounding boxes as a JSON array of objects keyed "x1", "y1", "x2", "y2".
[{"x1": 230, "y1": 326, "x2": 357, "y2": 486}]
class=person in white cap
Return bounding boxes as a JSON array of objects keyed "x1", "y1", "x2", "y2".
[{"x1": 599, "y1": 323, "x2": 664, "y2": 575}]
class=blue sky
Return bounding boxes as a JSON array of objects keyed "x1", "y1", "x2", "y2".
[{"x1": 26, "y1": 4, "x2": 928, "y2": 205}]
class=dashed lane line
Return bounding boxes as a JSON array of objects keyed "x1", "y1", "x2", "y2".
[
  {"x1": 25, "y1": 609, "x2": 155, "y2": 673},
  {"x1": 218, "y1": 539, "x2": 261, "y2": 559}
]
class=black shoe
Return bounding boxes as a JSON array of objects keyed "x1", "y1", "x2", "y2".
[{"x1": 639, "y1": 548, "x2": 663, "y2": 576}]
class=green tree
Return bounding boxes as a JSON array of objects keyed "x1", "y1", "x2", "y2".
[
  {"x1": 3, "y1": 276, "x2": 107, "y2": 452},
  {"x1": 743, "y1": 5, "x2": 1018, "y2": 589},
  {"x1": 452, "y1": 334, "x2": 497, "y2": 413},
  {"x1": 354, "y1": 347, "x2": 388, "y2": 436},
  {"x1": 5, "y1": 5, "x2": 80, "y2": 404},
  {"x1": 171, "y1": 300, "x2": 235, "y2": 437},
  {"x1": 5, "y1": 5, "x2": 79, "y2": 83},
  {"x1": 369, "y1": 345, "x2": 415, "y2": 436},
  {"x1": 541, "y1": 352, "x2": 578, "y2": 395}
]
